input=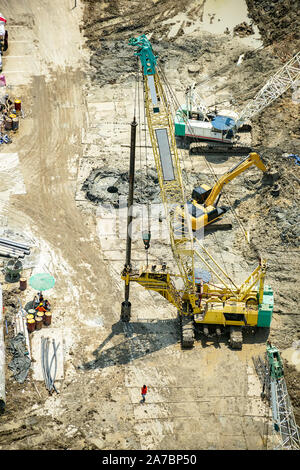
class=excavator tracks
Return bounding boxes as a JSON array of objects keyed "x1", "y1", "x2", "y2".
[
  {"x1": 179, "y1": 313, "x2": 195, "y2": 349},
  {"x1": 190, "y1": 142, "x2": 252, "y2": 155}
]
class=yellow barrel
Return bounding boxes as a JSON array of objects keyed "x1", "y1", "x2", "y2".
[
  {"x1": 9, "y1": 114, "x2": 16, "y2": 120},
  {"x1": 35, "y1": 316, "x2": 43, "y2": 330},
  {"x1": 26, "y1": 314, "x2": 34, "y2": 321},
  {"x1": 14, "y1": 99, "x2": 21, "y2": 112},
  {"x1": 28, "y1": 309, "x2": 36, "y2": 317},
  {"x1": 43, "y1": 311, "x2": 52, "y2": 326},
  {"x1": 27, "y1": 318, "x2": 36, "y2": 333}
]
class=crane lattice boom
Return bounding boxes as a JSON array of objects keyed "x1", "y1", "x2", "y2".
[
  {"x1": 236, "y1": 52, "x2": 300, "y2": 128},
  {"x1": 129, "y1": 34, "x2": 197, "y2": 301}
]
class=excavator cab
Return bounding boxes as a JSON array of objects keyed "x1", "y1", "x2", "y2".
[{"x1": 192, "y1": 184, "x2": 212, "y2": 204}]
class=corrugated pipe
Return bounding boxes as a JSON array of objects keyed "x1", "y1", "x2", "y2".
[
  {"x1": 0, "y1": 284, "x2": 5, "y2": 413},
  {"x1": 49, "y1": 340, "x2": 59, "y2": 393}
]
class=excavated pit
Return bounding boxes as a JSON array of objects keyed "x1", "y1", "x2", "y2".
[{"x1": 82, "y1": 168, "x2": 161, "y2": 207}]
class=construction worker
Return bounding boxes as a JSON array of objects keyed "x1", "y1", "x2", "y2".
[
  {"x1": 33, "y1": 292, "x2": 44, "y2": 309},
  {"x1": 141, "y1": 385, "x2": 147, "y2": 403}
]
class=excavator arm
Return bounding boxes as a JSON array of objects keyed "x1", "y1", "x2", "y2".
[{"x1": 203, "y1": 152, "x2": 266, "y2": 207}]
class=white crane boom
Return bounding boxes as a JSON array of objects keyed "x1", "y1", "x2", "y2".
[{"x1": 236, "y1": 52, "x2": 300, "y2": 128}]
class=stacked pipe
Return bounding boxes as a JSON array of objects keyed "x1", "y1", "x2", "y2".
[
  {"x1": 0, "y1": 237, "x2": 30, "y2": 259},
  {"x1": 13, "y1": 312, "x2": 31, "y2": 360}
]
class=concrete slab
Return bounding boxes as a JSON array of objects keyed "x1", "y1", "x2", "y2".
[{"x1": 31, "y1": 328, "x2": 64, "y2": 381}]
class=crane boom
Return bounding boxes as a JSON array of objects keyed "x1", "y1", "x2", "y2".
[
  {"x1": 236, "y1": 52, "x2": 300, "y2": 128},
  {"x1": 253, "y1": 343, "x2": 300, "y2": 450},
  {"x1": 129, "y1": 34, "x2": 197, "y2": 303}
]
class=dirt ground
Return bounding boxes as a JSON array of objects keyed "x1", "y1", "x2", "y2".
[{"x1": 0, "y1": 0, "x2": 299, "y2": 450}]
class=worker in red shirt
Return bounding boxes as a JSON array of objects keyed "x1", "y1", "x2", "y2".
[{"x1": 141, "y1": 384, "x2": 147, "y2": 403}]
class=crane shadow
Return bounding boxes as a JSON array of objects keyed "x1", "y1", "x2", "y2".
[
  {"x1": 80, "y1": 320, "x2": 270, "y2": 371},
  {"x1": 80, "y1": 318, "x2": 179, "y2": 370}
]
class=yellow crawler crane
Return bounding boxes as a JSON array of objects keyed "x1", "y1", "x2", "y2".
[{"x1": 121, "y1": 35, "x2": 274, "y2": 349}]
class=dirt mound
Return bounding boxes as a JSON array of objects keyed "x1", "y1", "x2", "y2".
[
  {"x1": 283, "y1": 361, "x2": 300, "y2": 425},
  {"x1": 246, "y1": 0, "x2": 300, "y2": 48},
  {"x1": 233, "y1": 22, "x2": 254, "y2": 38},
  {"x1": 240, "y1": 147, "x2": 300, "y2": 249}
]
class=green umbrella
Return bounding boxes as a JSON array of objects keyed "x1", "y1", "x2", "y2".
[{"x1": 29, "y1": 273, "x2": 55, "y2": 292}]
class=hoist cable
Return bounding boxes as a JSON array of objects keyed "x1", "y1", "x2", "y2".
[{"x1": 142, "y1": 74, "x2": 151, "y2": 242}]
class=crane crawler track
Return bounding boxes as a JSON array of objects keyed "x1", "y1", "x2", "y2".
[
  {"x1": 190, "y1": 142, "x2": 252, "y2": 155},
  {"x1": 229, "y1": 326, "x2": 243, "y2": 349},
  {"x1": 179, "y1": 313, "x2": 195, "y2": 349}
]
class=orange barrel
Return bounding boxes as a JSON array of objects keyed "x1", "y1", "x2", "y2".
[
  {"x1": 35, "y1": 316, "x2": 43, "y2": 330},
  {"x1": 19, "y1": 277, "x2": 27, "y2": 291},
  {"x1": 43, "y1": 311, "x2": 52, "y2": 326},
  {"x1": 27, "y1": 318, "x2": 36, "y2": 333},
  {"x1": 12, "y1": 117, "x2": 19, "y2": 131},
  {"x1": 14, "y1": 99, "x2": 21, "y2": 113},
  {"x1": 4, "y1": 117, "x2": 12, "y2": 130}
]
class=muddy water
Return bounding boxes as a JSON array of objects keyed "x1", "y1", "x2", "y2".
[
  {"x1": 202, "y1": 0, "x2": 262, "y2": 47},
  {"x1": 163, "y1": 0, "x2": 262, "y2": 48}
]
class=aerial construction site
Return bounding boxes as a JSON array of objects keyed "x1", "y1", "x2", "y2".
[{"x1": 0, "y1": 0, "x2": 299, "y2": 452}]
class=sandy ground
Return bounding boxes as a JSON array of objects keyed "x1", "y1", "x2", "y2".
[{"x1": 0, "y1": 0, "x2": 299, "y2": 450}]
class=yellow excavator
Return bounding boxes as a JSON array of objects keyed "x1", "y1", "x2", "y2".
[{"x1": 176, "y1": 152, "x2": 267, "y2": 230}]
